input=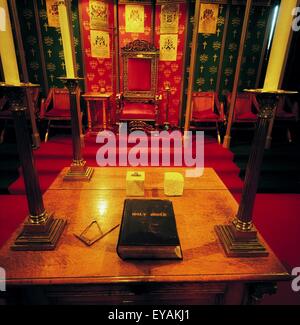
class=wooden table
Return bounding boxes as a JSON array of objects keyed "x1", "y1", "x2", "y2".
[
  {"x1": 0, "y1": 168, "x2": 289, "y2": 305},
  {"x1": 82, "y1": 92, "x2": 113, "y2": 133}
]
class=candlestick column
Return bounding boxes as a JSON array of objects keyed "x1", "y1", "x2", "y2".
[
  {"x1": 215, "y1": 90, "x2": 296, "y2": 257},
  {"x1": 60, "y1": 78, "x2": 93, "y2": 181},
  {"x1": 0, "y1": 84, "x2": 65, "y2": 251}
]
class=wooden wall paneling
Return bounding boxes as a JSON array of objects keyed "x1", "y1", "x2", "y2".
[
  {"x1": 178, "y1": 0, "x2": 190, "y2": 126},
  {"x1": 180, "y1": 1, "x2": 194, "y2": 128},
  {"x1": 151, "y1": 0, "x2": 156, "y2": 44},
  {"x1": 114, "y1": 0, "x2": 120, "y2": 94}
]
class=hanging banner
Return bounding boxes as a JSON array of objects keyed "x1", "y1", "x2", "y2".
[
  {"x1": 46, "y1": 0, "x2": 60, "y2": 28},
  {"x1": 89, "y1": 0, "x2": 108, "y2": 30},
  {"x1": 160, "y1": 34, "x2": 178, "y2": 61},
  {"x1": 125, "y1": 5, "x2": 144, "y2": 33},
  {"x1": 198, "y1": 4, "x2": 219, "y2": 34},
  {"x1": 160, "y1": 4, "x2": 179, "y2": 34},
  {"x1": 91, "y1": 30, "x2": 110, "y2": 58}
]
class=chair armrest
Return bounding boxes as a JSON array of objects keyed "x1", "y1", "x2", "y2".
[
  {"x1": 40, "y1": 98, "x2": 46, "y2": 119},
  {"x1": 220, "y1": 102, "x2": 225, "y2": 121},
  {"x1": 214, "y1": 93, "x2": 221, "y2": 114},
  {"x1": 40, "y1": 88, "x2": 54, "y2": 118},
  {"x1": 252, "y1": 95, "x2": 260, "y2": 113}
]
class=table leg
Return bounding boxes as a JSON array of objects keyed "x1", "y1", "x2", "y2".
[
  {"x1": 103, "y1": 100, "x2": 107, "y2": 130},
  {"x1": 87, "y1": 101, "x2": 92, "y2": 132}
]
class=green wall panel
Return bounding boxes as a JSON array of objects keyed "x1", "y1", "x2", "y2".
[
  {"x1": 194, "y1": 4, "x2": 271, "y2": 98},
  {"x1": 17, "y1": 0, "x2": 83, "y2": 94},
  {"x1": 17, "y1": 0, "x2": 45, "y2": 94},
  {"x1": 239, "y1": 5, "x2": 271, "y2": 91},
  {"x1": 194, "y1": 4, "x2": 227, "y2": 92},
  {"x1": 219, "y1": 5, "x2": 246, "y2": 97}
]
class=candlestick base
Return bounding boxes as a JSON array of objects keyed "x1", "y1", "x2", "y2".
[
  {"x1": 215, "y1": 224, "x2": 268, "y2": 257},
  {"x1": 11, "y1": 212, "x2": 66, "y2": 251},
  {"x1": 63, "y1": 160, "x2": 94, "y2": 181}
]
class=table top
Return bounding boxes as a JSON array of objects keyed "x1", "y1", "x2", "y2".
[
  {"x1": 49, "y1": 167, "x2": 227, "y2": 191},
  {"x1": 82, "y1": 92, "x2": 113, "y2": 99},
  {"x1": 0, "y1": 168, "x2": 289, "y2": 285}
]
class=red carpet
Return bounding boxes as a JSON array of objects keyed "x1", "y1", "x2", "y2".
[
  {"x1": 8, "y1": 134, "x2": 244, "y2": 194},
  {"x1": 1, "y1": 134, "x2": 299, "y2": 304}
]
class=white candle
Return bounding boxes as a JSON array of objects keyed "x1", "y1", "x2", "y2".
[
  {"x1": 263, "y1": 0, "x2": 298, "y2": 90},
  {"x1": 58, "y1": 0, "x2": 75, "y2": 78},
  {"x1": 0, "y1": 0, "x2": 20, "y2": 84}
]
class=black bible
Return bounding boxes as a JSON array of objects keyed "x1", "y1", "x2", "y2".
[{"x1": 117, "y1": 199, "x2": 183, "y2": 260}]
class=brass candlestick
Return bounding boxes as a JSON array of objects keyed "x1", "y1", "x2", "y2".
[
  {"x1": 215, "y1": 89, "x2": 297, "y2": 257},
  {"x1": 0, "y1": 83, "x2": 66, "y2": 251},
  {"x1": 58, "y1": 77, "x2": 93, "y2": 181}
]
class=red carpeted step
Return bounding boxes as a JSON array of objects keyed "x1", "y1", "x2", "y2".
[
  {"x1": 0, "y1": 195, "x2": 28, "y2": 248},
  {"x1": 9, "y1": 134, "x2": 244, "y2": 194}
]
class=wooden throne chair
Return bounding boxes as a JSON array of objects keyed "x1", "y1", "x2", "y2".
[
  {"x1": 190, "y1": 92, "x2": 225, "y2": 143},
  {"x1": 116, "y1": 40, "x2": 161, "y2": 131}
]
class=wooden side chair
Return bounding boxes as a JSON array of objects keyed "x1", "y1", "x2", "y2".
[
  {"x1": 40, "y1": 87, "x2": 77, "y2": 142},
  {"x1": 226, "y1": 92, "x2": 259, "y2": 125},
  {"x1": 190, "y1": 91, "x2": 225, "y2": 143}
]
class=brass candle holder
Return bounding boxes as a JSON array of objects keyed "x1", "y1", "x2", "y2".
[
  {"x1": 58, "y1": 77, "x2": 93, "y2": 181},
  {"x1": 215, "y1": 89, "x2": 297, "y2": 257},
  {"x1": 0, "y1": 82, "x2": 66, "y2": 250}
]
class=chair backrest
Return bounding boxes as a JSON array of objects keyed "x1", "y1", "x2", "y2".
[
  {"x1": 191, "y1": 92, "x2": 216, "y2": 118},
  {"x1": 121, "y1": 40, "x2": 159, "y2": 100},
  {"x1": 52, "y1": 88, "x2": 70, "y2": 111},
  {"x1": 227, "y1": 93, "x2": 253, "y2": 118}
]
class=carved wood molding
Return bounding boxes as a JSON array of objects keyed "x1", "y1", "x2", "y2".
[{"x1": 122, "y1": 39, "x2": 158, "y2": 53}]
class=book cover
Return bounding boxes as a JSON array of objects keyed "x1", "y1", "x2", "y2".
[{"x1": 117, "y1": 199, "x2": 183, "y2": 260}]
